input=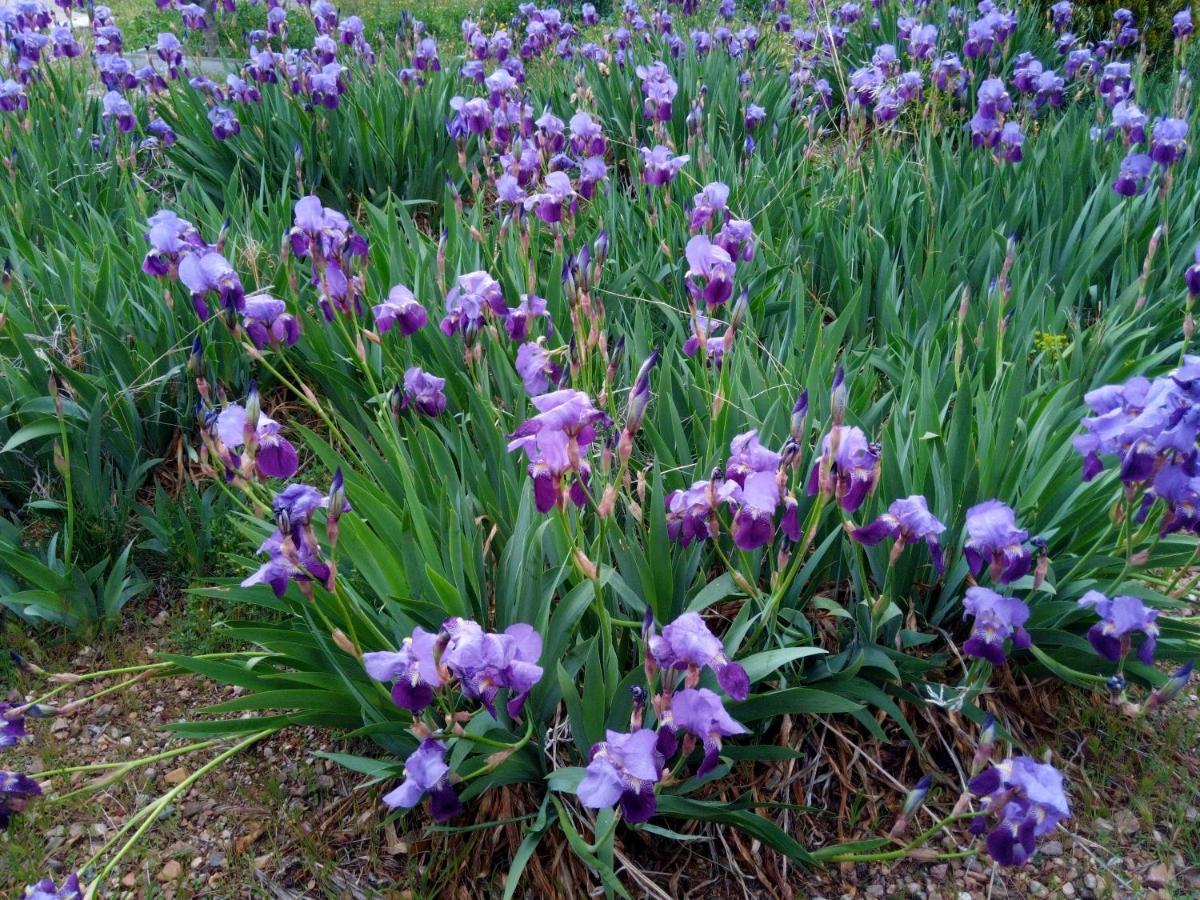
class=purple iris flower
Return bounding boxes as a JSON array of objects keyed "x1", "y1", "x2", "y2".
[
  {"x1": 962, "y1": 587, "x2": 1032, "y2": 665},
  {"x1": 243, "y1": 295, "x2": 300, "y2": 348},
  {"x1": 101, "y1": 91, "x2": 135, "y2": 133},
  {"x1": 216, "y1": 402, "x2": 299, "y2": 479},
  {"x1": 851, "y1": 495, "x2": 947, "y2": 573},
  {"x1": 569, "y1": 110, "x2": 606, "y2": 156},
  {"x1": 0, "y1": 80, "x2": 28, "y2": 113},
  {"x1": 977, "y1": 78, "x2": 1012, "y2": 118},
  {"x1": 505, "y1": 293, "x2": 550, "y2": 342},
  {"x1": 1050, "y1": 1, "x2": 1072, "y2": 31},
  {"x1": 364, "y1": 627, "x2": 444, "y2": 712},
  {"x1": 640, "y1": 144, "x2": 690, "y2": 187},
  {"x1": 969, "y1": 757, "x2": 1070, "y2": 867},
  {"x1": 635, "y1": 61, "x2": 678, "y2": 122},
  {"x1": 963, "y1": 500, "x2": 1031, "y2": 584},
  {"x1": 932, "y1": 53, "x2": 965, "y2": 93},
  {"x1": 1150, "y1": 117, "x2": 1188, "y2": 166},
  {"x1": 449, "y1": 95, "x2": 492, "y2": 135},
  {"x1": 715, "y1": 219, "x2": 755, "y2": 262},
  {"x1": 685, "y1": 235, "x2": 736, "y2": 307},
  {"x1": 507, "y1": 389, "x2": 609, "y2": 513},
  {"x1": 577, "y1": 729, "x2": 665, "y2": 822},
  {"x1": 666, "y1": 479, "x2": 728, "y2": 546},
  {"x1": 1112, "y1": 152, "x2": 1153, "y2": 197},
  {"x1": 440, "y1": 618, "x2": 544, "y2": 717},
  {"x1": 689, "y1": 182, "x2": 730, "y2": 232},
  {"x1": 744, "y1": 103, "x2": 766, "y2": 131},
  {"x1": 179, "y1": 250, "x2": 246, "y2": 318},
  {"x1": 581, "y1": 2, "x2": 598, "y2": 24},
  {"x1": 908, "y1": 23, "x2": 937, "y2": 59},
  {"x1": 0, "y1": 704, "x2": 26, "y2": 748},
  {"x1": 242, "y1": 490, "x2": 333, "y2": 598},
  {"x1": 524, "y1": 171, "x2": 575, "y2": 224},
  {"x1": 516, "y1": 340, "x2": 561, "y2": 396},
  {"x1": 373, "y1": 284, "x2": 428, "y2": 336},
  {"x1": 668, "y1": 688, "x2": 748, "y2": 776},
  {"x1": 51, "y1": 26, "x2": 82, "y2": 58},
  {"x1": 382, "y1": 740, "x2": 462, "y2": 821},
  {"x1": 727, "y1": 470, "x2": 782, "y2": 550},
  {"x1": 648, "y1": 612, "x2": 749, "y2": 700},
  {"x1": 1077, "y1": 591, "x2": 1159, "y2": 664},
  {"x1": 999, "y1": 122, "x2": 1025, "y2": 163},
  {"x1": 441, "y1": 270, "x2": 506, "y2": 336},
  {"x1": 1072, "y1": 375, "x2": 1153, "y2": 478},
  {"x1": 142, "y1": 210, "x2": 204, "y2": 277},
  {"x1": 401, "y1": 367, "x2": 447, "y2": 417},
  {"x1": 806, "y1": 426, "x2": 881, "y2": 513},
  {"x1": 1187, "y1": 245, "x2": 1200, "y2": 297},
  {"x1": 1110, "y1": 100, "x2": 1147, "y2": 144},
  {"x1": 207, "y1": 105, "x2": 240, "y2": 140},
  {"x1": 725, "y1": 431, "x2": 780, "y2": 485},
  {"x1": 1, "y1": 770, "x2": 41, "y2": 829},
  {"x1": 22, "y1": 874, "x2": 83, "y2": 900},
  {"x1": 1174, "y1": 9, "x2": 1194, "y2": 39}
]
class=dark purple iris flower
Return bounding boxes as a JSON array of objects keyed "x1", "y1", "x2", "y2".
[
  {"x1": 648, "y1": 612, "x2": 749, "y2": 700},
  {"x1": 1186, "y1": 245, "x2": 1200, "y2": 297},
  {"x1": 725, "y1": 430, "x2": 780, "y2": 486},
  {"x1": 401, "y1": 366, "x2": 447, "y2": 417},
  {"x1": 635, "y1": 61, "x2": 677, "y2": 122},
  {"x1": 524, "y1": 171, "x2": 575, "y2": 224},
  {"x1": 1050, "y1": 1, "x2": 1073, "y2": 31},
  {"x1": 685, "y1": 235, "x2": 736, "y2": 307},
  {"x1": 1077, "y1": 591, "x2": 1159, "y2": 664},
  {"x1": 1148, "y1": 661, "x2": 1194, "y2": 709},
  {"x1": 851, "y1": 494, "x2": 947, "y2": 573},
  {"x1": 715, "y1": 219, "x2": 755, "y2": 262},
  {"x1": 22, "y1": 874, "x2": 83, "y2": 900},
  {"x1": 968, "y1": 757, "x2": 1069, "y2": 867},
  {"x1": 932, "y1": 53, "x2": 965, "y2": 93},
  {"x1": 639, "y1": 144, "x2": 690, "y2": 187},
  {"x1": 147, "y1": 118, "x2": 177, "y2": 146},
  {"x1": 243, "y1": 294, "x2": 301, "y2": 348},
  {"x1": 806, "y1": 426, "x2": 881, "y2": 513},
  {"x1": 727, "y1": 470, "x2": 782, "y2": 550},
  {"x1": 0, "y1": 80, "x2": 28, "y2": 113},
  {"x1": 963, "y1": 500, "x2": 1031, "y2": 584},
  {"x1": 242, "y1": 483, "x2": 334, "y2": 596},
  {"x1": 1150, "y1": 117, "x2": 1188, "y2": 165},
  {"x1": 142, "y1": 210, "x2": 205, "y2": 277},
  {"x1": 364, "y1": 627, "x2": 444, "y2": 712},
  {"x1": 1110, "y1": 100, "x2": 1147, "y2": 144},
  {"x1": 215, "y1": 402, "x2": 299, "y2": 479},
  {"x1": 51, "y1": 26, "x2": 82, "y2": 58},
  {"x1": 577, "y1": 728, "x2": 665, "y2": 822},
  {"x1": 383, "y1": 740, "x2": 462, "y2": 821},
  {"x1": 373, "y1": 284, "x2": 428, "y2": 336},
  {"x1": 505, "y1": 293, "x2": 550, "y2": 342},
  {"x1": 962, "y1": 587, "x2": 1032, "y2": 665},
  {"x1": 666, "y1": 478, "x2": 729, "y2": 546},
  {"x1": 908, "y1": 22, "x2": 937, "y2": 59},
  {"x1": 0, "y1": 770, "x2": 41, "y2": 830},
  {"x1": 668, "y1": 687, "x2": 748, "y2": 776},
  {"x1": 441, "y1": 270, "x2": 506, "y2": 336},
  {"x1": 999, "y1": 122, "x2": 1025, "y2": 163}
]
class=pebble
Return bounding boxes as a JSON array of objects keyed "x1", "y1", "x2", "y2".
[
  {"x1": 1041, "y1": 840, "x2": 1064, "y2": 857},
  {"x1": 1062, "y1": 883, "x2": 1076, "y2": 897},
  {"x1": 157, "y1": 860, "x2": 182, "y2": 882},
  {"x1": 1029, "y1": 881, "x2": 1048, "y2": 898},
  {"x1": 865, "y1": 886, "x2": 885, "y2": 897}
]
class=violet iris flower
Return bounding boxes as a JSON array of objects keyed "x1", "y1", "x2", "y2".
[
  {"x1": 373, "y1": 284, "x2": 428, "y2": 336},
  {"x1": 1174, "y1": 9, "x2": 1194, "y2": 39},
  {"x1": 963, "y1": 500, "x2": 1031, "y2": 584},
  {"x1": 666, "y1": 478, "x2": 727, "y2": 546},
  {"x1": 524, "y1": 171, "x2": 575, "y2": 224},
  {"x1": 0, "y1": 771, "x2": 41, "y2": 829},
  {"x1": 725, "y1": 430, "x2": 780, "y2": 485},
  {"x1": 0, "y1": 704, "x2": 26, "y2": 748},
  {"x1": 0, "y1": 80, "x2": 28, "y2": 113},
  {"x1": 640, "y1": 144, "x2": 689, "y2": 187},
  {"x1": 215, "y1": 403, "x2": 299, "y2": 479},
  {"x1": 441, "y1": 270, "x2": 506, "y2": 336},
  {"x1": 382, "y1": 739, "x2": 462, "y2": 821},
  {"x1": 727, "y1": 470, "x2": 782, "y2": 550},
  {"x1": 401, "y1": 366, "x2": 447, "y2": 417},
  {"x1": 999, "y1": 122, "x2": 1025, "y2": 163},
  {"x1": 241, "y1": 483, "x2": 333, "y2": 596},
  {"x1": 1150, "y1": 117, "x2": 1188, "y2": 165},
  {"x1": 635, "y1": 60, "x2": 677, "y2": 122},
  {"x1": 22, "y1": 875, "x2": 83, "y2": 900},
  {"x1": 648, "y1": 612, "x2": 749, "y2": 700},
  {"x1": 516, "y1": 340, "x2": 561, "y2": 395},
  {"x1": 806, "y1": 426, "x2": 881, "y2": 513},
  {"x1": 715, "y1": 219, "x2": 755, "y2": 262},
  {"x1": 505, "y1": 293, "x2": 550, "y2": 341},
  {"x1": 962, "y1": 587, "x2": 1032, "y2": 665},
  {"x1": 101, "y1": 91, "x2": 135, "y2": 133},
  {"x1": 669, "y1": 687, "x2": 748, "y2": 776},
  {"x1": 178, "y1": 249, "x2": 246, "y2": 318},
  {"x1": 968, "y1": 757, "x2": 1070, "y2": 867},
  {"x1": 851, "y1": 494, "x2": 947, "y2": 573},
  {"x1": 689, "y1": 182, "x2": 730, "y2": 232},
  {"x1": 440, "y1": 618, "x2": 544, "y2": 717},
  {"x1": 1187, "y1": 245, "x2": 1200, "y2": 297},
  {"x1": 363, "y1": 627, "x2": 443, "y2": 712},
  {"x1": 142, "y1": 210, "x2": 204, "y2": 277},
  {"x1": 507, "y1": 389, "x2": 609, "y2": 513},
  {"x1": 1077, "y1": 591, "x2": 1159, "y2": 664},
  {"x1": 684, "y1": 235, "x2": 736, "y2": 307},
  {"x1": 243, "y1": 294, "x2": 300, "y2": 348},
  {"x1": 577, "y1": 728, "x2": 665, "y2": 822},
  {"x1": 1104, "y1": 152, "x2": 1152, "y2": 196},
  {"x1": 207, "y1": 105, "x2": 240, "y2": 140}
]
